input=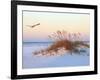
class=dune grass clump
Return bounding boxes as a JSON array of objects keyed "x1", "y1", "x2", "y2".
[{"x1": 33, "y1": 30, "x2": 89, "y2": 56}]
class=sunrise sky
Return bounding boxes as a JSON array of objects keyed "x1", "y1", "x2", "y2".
[{"x1": 23, "y1": 11, "x2": 90, "y2": 42}]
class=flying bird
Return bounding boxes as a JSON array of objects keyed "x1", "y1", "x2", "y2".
[{"x1": 26, "y1": 23, "x2": 40, "y2": 28}]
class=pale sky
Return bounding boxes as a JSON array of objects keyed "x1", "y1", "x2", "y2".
[{"x1": 23, "y1": 11, "x2": 90, "y2": 42}]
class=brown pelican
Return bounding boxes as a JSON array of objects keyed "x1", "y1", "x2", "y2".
[{"x1": 26, "y1": 23, "x2": 40, "y2": 28}]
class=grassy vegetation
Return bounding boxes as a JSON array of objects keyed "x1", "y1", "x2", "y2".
[{"x1": 33, "y1": 30, "x2": 89, "y2": 56}]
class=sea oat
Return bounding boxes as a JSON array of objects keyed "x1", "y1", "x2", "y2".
[{"x1": 33, "y1": 30, "x2": 89, "y2": 56}]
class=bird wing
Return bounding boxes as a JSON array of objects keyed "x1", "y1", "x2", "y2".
[
  {"x1": 32, "y1": 23, "x2": 40, "y2": 27},
  {"x1": 26, "y1": 23, "x2": 40, "y2": 28}
]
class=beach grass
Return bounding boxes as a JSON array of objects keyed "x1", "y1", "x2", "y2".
[{"x1": 33, "y1": 30, "x2": 89, "y2": 56}]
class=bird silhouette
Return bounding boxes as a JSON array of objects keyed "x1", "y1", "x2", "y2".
[{"x1": 26, "y1": 23, "x2": 40, "y2": 28}]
